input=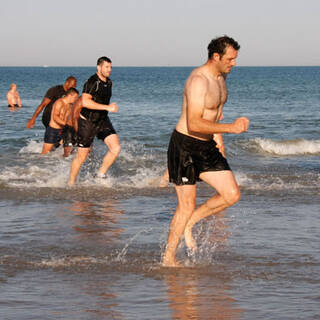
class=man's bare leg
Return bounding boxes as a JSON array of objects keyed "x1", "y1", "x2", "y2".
[
  {"x1": 97, "y1": 134, "x2": 121, "y2": 176},
  {"x1": 184, "y1": 170, "x2": 241, "y2": 251},
  {"x1": 68, "y1": 147, "x2": 90, "y2": 185},
  {"x1": 41, "y1": 143, "x2": 54, "y2": 155},
  {"x1": 159, "y1": 169, "x2": 169, "y2": 188},
  {"x1": 163, "y1": 184, "x2": 196, "y2": 267},
  {"x1": 63, "y1": 146, "x2": 72, "y2": 158}
]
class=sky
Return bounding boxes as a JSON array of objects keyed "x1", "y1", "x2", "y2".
[{"x1": 1, "y1": 0, "x2": 320, "y2": 67}]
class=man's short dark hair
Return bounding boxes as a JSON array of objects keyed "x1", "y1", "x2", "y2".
[
  {"x1": 66, "y1": 76, "x2": 76, "y2": 82},
  {"x1": 66, "y1": 88, "x2": 79, "y2": 96},
  {"x1": 207, "y1": 36, "x2": 240, "y2": 60},
  {"x1": 97, "y1": 56, "x2": 112, "y2": 66}
]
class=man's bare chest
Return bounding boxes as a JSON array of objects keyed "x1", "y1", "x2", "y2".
[{"x1": 205, "y1": 80, "x2": 228, "y2": 110}]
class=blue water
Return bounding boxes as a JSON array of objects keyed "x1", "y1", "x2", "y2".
[{"x1": 0, "y1": 66, "x2": 319, "y2": 319}]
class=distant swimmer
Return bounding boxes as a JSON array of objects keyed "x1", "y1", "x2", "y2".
[
  {"x1": 26, "y1": 76, "x2": 77, "y2": 129},
  {"x1": 7, "y1": 83, "x2": 22, "y2": 108},
  {"x1": 68, "y1": 56, "x2": 120, "y2": 186},
  {"x1": 41, "y1": 88, "x2": 79, "y2": 155},
  {"x1": 162, "y1": 36, "x2": 250, "y2": 267}
]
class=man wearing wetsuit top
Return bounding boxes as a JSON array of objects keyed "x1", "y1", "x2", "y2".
[
  {"x1": 162, "y1": 36, "x2": 250, "y2": 267},
  {"x1": 68, "y1": 56, "x2": 120, "y2": 186}
]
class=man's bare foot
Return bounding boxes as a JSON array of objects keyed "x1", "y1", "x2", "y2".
[
  {"x1": 68, "y1": 180, "x2": 75, "y2": 187},
  {"x1": 96, "y1": 171, "x2": 106, "y2": 178},
  {"x1": 162, "y1": 255, "x2": 183, "y2": 267},
  {"x1": 184, "y1": 226, "x2": 197, "y2": 252}
]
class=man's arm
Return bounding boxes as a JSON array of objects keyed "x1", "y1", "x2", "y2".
[
  {"x1": 26, "y1": 97, "x2": 51, "y2": 128},
  {"x1": 7, "y1": 92, "x2": 15, "y2": 107},
  {"x1": 17, "y1": 93, "x2": 22, "y2": 107},
  {"x1": 186, "y1": 76, "x2": 249, "y2": 134},
  {"x1": 213, "y1": 134, "x2": 225, "y2": 157},
  {"x1": 71, "y1": 97, "x2": 83, "y2": 132},
  {"x1": 81, "y1": 93, "x2": 118, "y2": 112},
  {"x1": 214, "y1": 114, "x2": 225, "y2": 156},
  {"x1": 65, "y1": 107, "x2": 73, "y2": 126}
]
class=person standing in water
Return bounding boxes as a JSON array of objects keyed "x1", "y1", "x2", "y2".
[
  {"x1": 7, "y1": 83, "x2": 22, "y2": 108},
  {"x1": 26, "y1": 76, "x2": 77, "y2": 129},
  {"x1": 68, "y1": 56, "x2": 120, "y2": 185},
  {"x1": 27, "y1": 76, "x2": 77, "y2": 155},
  {"x1": 41, "y1": 88, "x2": 79, "y2": 155},
  {"x1": 163, "y1": 36, "x2": 250, "y2": 267}
]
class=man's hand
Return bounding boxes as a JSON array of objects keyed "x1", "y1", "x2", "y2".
[
  {"x1": 214, "y1": 134, "x2": 226, "y2": 157},
  {"x1": 108, "y1": 102, "x2": 118, "y2": 113},
  {"x1": 26, "y1": 118, "x2": 35, "y2": 129},
  {"x1": 232, "y1": 117, "x2": 250, "y2": 134}
]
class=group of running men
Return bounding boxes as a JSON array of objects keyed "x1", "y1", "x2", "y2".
[
  {"x1": 26, "y1": 56, "x2": 121, "y2": 184},
  {"x1": 26, "y1": 36, "x2": 250, "y2": 267}
]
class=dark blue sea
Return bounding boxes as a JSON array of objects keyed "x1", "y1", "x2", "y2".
[{"x1": 0, "y1": 66, "x2": 319, "y2": 319}]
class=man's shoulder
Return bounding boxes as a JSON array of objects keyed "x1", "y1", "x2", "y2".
[
  {"x1": 53, "y1": 97, "x2": 64, "y2": 108},
  {"x1": 83, "y1": 74, "x2": 99, "y2": 94},
  {"x1": 86, "y1": 73, "x2": 111, "y2": 85},
  {"x1": 186, "y1": 68, "x2": 208, "y2": 87},
  {"x1": 86, "y1": 74, "x2": 99, "y2": 84},
  {"x1": 49, "y1": 84, "x2": 64, "y2": 91},
  {"x1": 46, "y1": 84, "x2": 64, "y2": 97},
  {"x1": 192, "y1": 65, "x2": 210, "y2": 77}
]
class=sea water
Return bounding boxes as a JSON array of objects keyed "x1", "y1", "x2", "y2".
[{"x1": 0, "y1": 66, "x2": 319, "y2": 319}]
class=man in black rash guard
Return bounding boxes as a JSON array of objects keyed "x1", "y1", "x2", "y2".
[{"x1": 68, "y1": 56, "x2": 120, "y2": 186}]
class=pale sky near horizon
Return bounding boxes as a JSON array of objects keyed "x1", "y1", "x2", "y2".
[{"x1": 1, "y1": 0, "x2": 320, "y2": 67}]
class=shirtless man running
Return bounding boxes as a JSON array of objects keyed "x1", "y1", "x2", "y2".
[
  {"x1": 41, "y1": 88, "x2": 79, "y2": 155},
  {"x1": 7, "y1": 83, "x2": 22, "y2": 108},
  {"x1": 163, "y1": 36, "x2": 250, "y2": 267}
]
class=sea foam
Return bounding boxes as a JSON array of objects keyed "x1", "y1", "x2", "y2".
[
  {"x1": 253, "y1": 138, "x2": 320, "y2": 156},
  {"x1": 2, "y1": 139, "x2": 166, "y2": 189}
]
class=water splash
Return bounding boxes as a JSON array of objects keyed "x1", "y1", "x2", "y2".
[{"x1": 115, "y1": 227, "x2": 155, "y2": 263}]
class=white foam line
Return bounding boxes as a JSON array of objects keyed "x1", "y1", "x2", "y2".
[{"x1": 254, "y1": 138, "x2": 320, "y2": 155}]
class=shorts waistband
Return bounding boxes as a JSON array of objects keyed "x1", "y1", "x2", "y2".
[{"x1": 173, "y1": 129, "x2": 213, "y2": 145}]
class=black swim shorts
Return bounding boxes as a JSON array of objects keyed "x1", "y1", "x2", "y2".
[
  {"x1": 44, "y1": 126, "x2": 63, "y2": 145},
  {"x1": 167, "y1": 130, "x2": 231, "y2": 185},
  {"x1": 76, "y1": 115, "x2": 116, "y2": 148},
  {"x1": 62, "y1": 125, "x2": 77, "y2": 147}
]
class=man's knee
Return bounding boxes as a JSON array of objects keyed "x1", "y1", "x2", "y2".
[
  {"x1": 224, "y1": 187, "x2": 241, "y2": 206},
  {"x1": 106, "y1": 136, "x2": 121, "y2": 156},
  {"x1": 110, "y1": 143, "x2": 121, "y2": 156},
  {"x1": 76, "y1": 149, "x2": 90, "y2": 164},
  {"x1": 179, "y1": 195, "x2": 196, "y2": 214}
]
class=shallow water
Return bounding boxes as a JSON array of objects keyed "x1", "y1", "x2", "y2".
[{"x1": 0, "y1": 66, "x2": 319, "y2": 319}]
